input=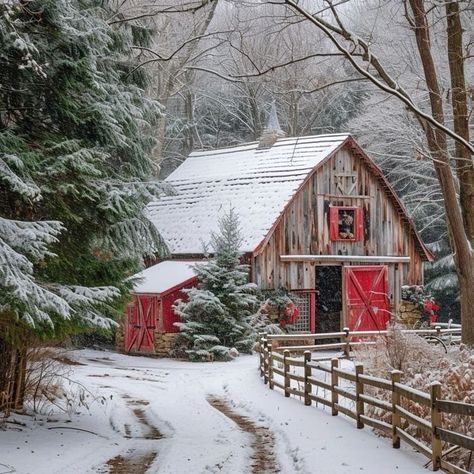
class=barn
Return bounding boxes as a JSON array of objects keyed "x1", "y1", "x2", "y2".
[{"x1": 121, "y1": 127, "x2": 432, "y2": 354}]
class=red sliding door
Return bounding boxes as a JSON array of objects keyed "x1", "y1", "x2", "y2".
[{"x1": 345, "y1": 266, "x2": 390, "y2": 331}]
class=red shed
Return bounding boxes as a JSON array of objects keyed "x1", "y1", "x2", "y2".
[{"x1": 122, "y1": 260, "x2": 198, "y2": 355}]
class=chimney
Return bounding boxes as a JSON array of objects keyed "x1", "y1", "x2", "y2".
[{"x1": 257, "y1": 101, "x2": 285, "y2": 149}]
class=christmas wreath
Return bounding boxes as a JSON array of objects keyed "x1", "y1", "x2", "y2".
[
  {"x1": 281, "y1": 300, "x2": 299, "y2": 327},
  {"x1": 260, "y1": 290, "x2": 300, "y2": 328}
]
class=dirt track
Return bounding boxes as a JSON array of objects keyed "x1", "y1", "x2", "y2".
[
  {"x1": 106, "y1": 450, "x2": 157, "y2": 474},
  {"x1": 208, "y1": 397, "x2": 280, "y2": 474}
]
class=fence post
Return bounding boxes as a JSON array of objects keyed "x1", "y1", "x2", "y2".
[
  {"x1": 435, "y1": 326, "x2": 441, "y2": 338},
  {"x1": 343, "y1": 327, "x2": 350, "y2": 358},
  {"x1": 283, "y1": 350, "x2": 290, "y2": 398},
  {"x1": 262, "y1": 334, "x2": 268, "y2": 383},
  {"x1": 258, "y1": 332, "x2": 267, "y2": 377},
  {"x1": 355, "y1": 363, "x2": 364, "y2": 429},
  {"x1": 430, "y1": 382, "x2": 442, "y2": 471},
  {"x1": 331, "y1": 358, "x2": 339, "y2": 416},
  {"x1": 391, "y1": 370, "x2": 402, "y2": 449},
  {"x1": 304, "y1": 351, "x2": 311, "y2": 406},
  {"x1": 268, "y1": 343, "x2": 274, "y2": 390}
]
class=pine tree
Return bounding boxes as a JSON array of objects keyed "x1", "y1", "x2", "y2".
[
  {"x1": 0, "y1": 0, "x2": 165, "y2": 410},
  {"x1": 174, "y1": 209, "x2": 258, "y2": 361}
]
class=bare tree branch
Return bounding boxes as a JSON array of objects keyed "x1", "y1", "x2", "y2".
[
  {"x1": 108, "y1": 0, "x2": 217, "y2": 25},
  {"x1": 281, "y1": 0, "x2": 474, "y2": 156}
]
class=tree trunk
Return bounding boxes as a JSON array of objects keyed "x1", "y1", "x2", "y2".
[
  {"x1": 246, "y1": 86, "x2": 262, "y2": 140},
  {"x1": 182, "y1": 70, "x2": 197, "y2": 158},
  {"x1": 458, "y1": 255, "x2": 474, "y2": 344},
  {"x1": 0, "y1": 336, "x2": 25, "y2": 414},
  {"x1": 445, "y1": 1, "x2": 474, "y2": 244},
  {"x1": 408, "y1": 0, "x2": 474, "y2": 344},
  {"x1": 152, "y1": 92, "x2": 170, "y2": 174}
]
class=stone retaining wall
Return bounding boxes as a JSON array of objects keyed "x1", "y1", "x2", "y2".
[{"x1": 397, "y1": 300, "x2": 422, "y2": 326}]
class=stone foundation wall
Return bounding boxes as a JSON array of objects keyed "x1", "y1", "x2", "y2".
[
  {"x1": 115, "y1": 315, "x2": 126, "y2": 352},
  {"x1": 154, "y1": 331, "x2": 179, "y2": 356},
  {"x1": 397, "y1": 300, "x2": 422, "y2": 326}
]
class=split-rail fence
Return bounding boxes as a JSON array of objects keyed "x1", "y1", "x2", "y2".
[{"x1": 257, "y1": 327, "x2": 472, "y2": 474}]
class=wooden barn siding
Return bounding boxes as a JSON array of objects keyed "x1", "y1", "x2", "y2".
[{"x1": 254, "y1": 146, "x2": 423, "y2": 291}]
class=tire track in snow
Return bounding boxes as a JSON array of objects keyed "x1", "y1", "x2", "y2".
[
  {"x1": 207, "y1": 397, "x2": 280, "y2": 474},
  {"x1": 104, "y1": 449, "x2": 157, "y2": 474},
  {"x1": 98, "y1": 394, "x2": 163, "y2": 472},
  {"x1": 221, "y1": 381, "x2": 308, "y2": 473}
]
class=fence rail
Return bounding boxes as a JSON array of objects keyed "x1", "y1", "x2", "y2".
[
  {"x1": 257, "y1": 331, "x2": 473, "y2": 474},
  {"x1": 264, "y1": 325, "x2": 461, "y2": 355}
]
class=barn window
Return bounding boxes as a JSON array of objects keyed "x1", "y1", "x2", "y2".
[{"x1": 329, "y1": 206, "x2": 363, "y2": 241}]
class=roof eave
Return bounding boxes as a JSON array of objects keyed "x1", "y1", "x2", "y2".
[{"x1": 132, "y1": 276, "x2": 199, "y2": 297}]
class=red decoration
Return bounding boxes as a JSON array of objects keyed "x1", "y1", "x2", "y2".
[
  {"x1": 260, "y1": 296, "x2": 300, "y2": 328},
  {"x1": 280, "y1": 301, "x2": 299, "y2": 327},
  {"x1": 423, "y1": 299, "x2": 440, "y2": 324},
  {"x1": 423, "y1": 300, "x2": 440, "y2": 312}
]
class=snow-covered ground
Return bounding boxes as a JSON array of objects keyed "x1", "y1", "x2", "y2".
[{"x1": 0, "y1": 350, "x2": 427, "y2": 474}]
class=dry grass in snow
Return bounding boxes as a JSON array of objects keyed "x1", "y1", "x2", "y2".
[{"x1": 353, "y1": 326, "x2": 474, "y2": 471}]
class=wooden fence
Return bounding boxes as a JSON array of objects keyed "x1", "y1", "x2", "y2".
[
  {"x1": 257, "y1": 329, "x2": 472, "y2": 474},
  {"x1": 264, "y1": 326, "x2": 461, "y2": 355}
]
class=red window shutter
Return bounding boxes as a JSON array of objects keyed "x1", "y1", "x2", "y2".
[
  {"x1": 355, "y1": 207, "x2": 363, "y2": 240},
  {"x1": 329, "y1": 207, "x2": 339, "y2": 240}
]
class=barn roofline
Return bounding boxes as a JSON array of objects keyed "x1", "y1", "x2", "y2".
[
  {"x1": 251, "y1": 135, "x2": 433, "y2": 262},
  {"x1": 132, "y1": 276, "x2": 198, "y2": 298}
]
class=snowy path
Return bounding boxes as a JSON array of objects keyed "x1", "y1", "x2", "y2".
[{"x1": 0, "y1": 350, "x2": 428, "y2": 474}]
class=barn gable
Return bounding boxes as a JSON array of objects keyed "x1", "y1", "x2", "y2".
[{"x1": 253, "y1": 142, "x2": 430, "y2": 291}]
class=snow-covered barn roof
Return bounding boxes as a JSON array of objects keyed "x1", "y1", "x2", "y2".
[
  {"x1": 147, "y1": 134, "x2": 350, "y2": 254},
  {"x1": 131, "y1": 260, "x2": 198, "y2": 295},
  {"x1": 147, "y1": 133, "x2": 431, "y2": 260}
]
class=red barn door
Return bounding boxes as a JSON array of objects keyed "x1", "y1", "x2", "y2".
[
  {"x1": 345, "y1": 266, "x2": 390, "y2": 331},
  {"x1": 125, "y1": 295, "x2": 158, "y2": 353}
]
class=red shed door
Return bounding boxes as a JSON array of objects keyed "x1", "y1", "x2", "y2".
[
  {"x1": 125, "y1": 295, "x2": 157, "y2": 353},
  {"x1": 345, "y1": 266, "x2": 390, "y2": 331}
]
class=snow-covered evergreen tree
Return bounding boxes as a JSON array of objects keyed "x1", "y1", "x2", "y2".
[
  {"x1": 0, "y1": 0, "x2": 166, "y2": 408},
  {"x1": 174, "y1": 209, "x2": 258, "y2": 361},
  {"x1": 0, "y1": 0, "x2": 166, "y2": 331}
]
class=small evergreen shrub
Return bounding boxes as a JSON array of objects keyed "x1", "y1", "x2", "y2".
[{"x1": 174, "y1": 209, "x2": 258, "y2": 361}]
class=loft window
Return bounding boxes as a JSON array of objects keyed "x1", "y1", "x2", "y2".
[{"x1": 329, "y1": 206, "x2": 363, "y2": 241}]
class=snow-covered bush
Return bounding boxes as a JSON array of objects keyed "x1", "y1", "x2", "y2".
[
  {"x1": 401, "y1": 285, "x2": 431, "y2": 310},
  {"x1": 174, "y1": 209, "x2": 259, "y2": 361},
  {"x1": 249, "y1": 310, "x2": 283, "y2": 336}
]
